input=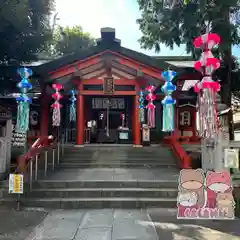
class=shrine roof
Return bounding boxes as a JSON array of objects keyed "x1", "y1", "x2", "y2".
[{"x1": 35, "y1": 28, "x2": 170, "y2": 76}]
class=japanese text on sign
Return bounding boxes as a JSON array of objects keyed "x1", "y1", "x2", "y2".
[{"x1": 9, "y1": 174, "x2": 24, "y2": 194}]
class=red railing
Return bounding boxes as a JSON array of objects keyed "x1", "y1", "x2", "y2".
[
  {"x1": 163, "y1": 136, "x2": 195, "y2": 169},
  {"x1": 16, "y1": 135, "x2": 55, "y2": 173}
]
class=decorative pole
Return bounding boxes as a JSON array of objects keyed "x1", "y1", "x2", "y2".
[
  {"x1": 16, "y1": 68, "x2": 32, "y2": 133},
  {"x1": 138, "y1": 89, "x2": 145, "y2": 123},
  {"x1": 51, "y1": 83, "x2": 63, "y2": 127},
  {"x1": 69, "y1": 89, "x2": 76, "y2": 122},
  {"x1": 193, "y1": 33, "x2": 221, "y2": 171},
  {"x1": 161, "y1": 70, "x2": 177, "y2": 132},
  {"x1": 145, "y1": 85, "x2": 156, "y2": 128}
]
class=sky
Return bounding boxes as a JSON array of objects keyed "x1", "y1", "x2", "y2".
[{"x1": 55, "y1": 0, "x2": 240, "y2": 58}]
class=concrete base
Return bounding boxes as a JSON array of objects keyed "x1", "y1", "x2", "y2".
[
  {"x1": 133, "y1": 145, "x2": 143, "y2": 148},
  {"x1": 74, "y1": 145, "x2": 84, "y2": 148}
]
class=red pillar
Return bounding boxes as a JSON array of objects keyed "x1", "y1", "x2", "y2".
[
  {"x1": 133, "y1": 95, "x2": 141, "y2": 146},
  {"x1": 172, "y1": 104, "x2": 178, "y2": 137},
  {"x1": 40, "y1": 94, "x2": 49, "y2": 136},
  {"x1": 76, "y1": 93, "x2": 84, "y2": 145}
]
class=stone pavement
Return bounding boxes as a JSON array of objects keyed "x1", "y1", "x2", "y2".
[
  {"x1": 0, "y1": 209, "x2": 46, "y2": 240},
  {"x1": 26, "y1": 209, "x2": 158, "y2": 240},
  {"x1": 13, "y1": 208, "x2": 240, "y2": 240}
]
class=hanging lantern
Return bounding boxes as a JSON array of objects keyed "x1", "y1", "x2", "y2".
[
  {"x1": 120, "y1": 113, "x2": 125, "y2": 127},
  {"x1": 69, "y1": 89, "x2": 76, "y2": 122},
  {"x1": 51, "y1": 83, "x2": 63, "y2": 127},
  {"x1": 161, "y1": 70, "x2": 177, "y2": 132},
  {"x1": 99, "y1": 112, "x2": 104, "y2": 120},
  {"x1": 15, "y1": 67, "x2": 33, "y2": 132},
  {"x1": 193, "y1": 33, "x2": 221, "y2": 138},
  {"x1": 138, "y1": 89, "x2": 145, "y2": 123},
  {"x1": 145, "y1": 85, "x2": 156, "y2": 128}
]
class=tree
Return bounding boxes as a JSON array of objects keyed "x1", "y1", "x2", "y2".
[
  {"x1": 137, "y1": 0, "x2": 239, "y2": 54},
  {"x1": 137, "y1": 0, "x2": 240, "y2": 139},
  {"x1": 0, "y1": 0, "x2": 55, "y2": 64},
  {"x1": 51, "y1": 25, "x2": 95, "y2": 56}
]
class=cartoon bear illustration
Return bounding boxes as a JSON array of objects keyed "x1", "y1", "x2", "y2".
[
  {"x1": 206, "y1": 171, "x2": 232, "y2": 208},
  {"x1": 216, "y1": 192, "x2": 235, "y2": 219},
  {"x1": 177, "y1": 192, "x2": 198, "y2": 207},
  {"x1": 177, "y1": 169, "x2": 205, "y2": 218}
]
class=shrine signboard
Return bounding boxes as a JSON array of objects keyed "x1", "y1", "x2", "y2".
[
  {"x1": 92, "y1": 98, "x2": 125, "y2": 109},
  {"x1": 103, "y1": 77, "x2": 114, "y2": 94}
]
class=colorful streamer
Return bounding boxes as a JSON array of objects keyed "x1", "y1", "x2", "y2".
[
  {"x1": 145, "y1": 85, "x2": 156, "y2": 128},
  {"x1": 161, "y1": 70, "x2": 177, "y2": 132},
  {"x1": 16, "y1": 68, "x2": 32, "y2": 132},
  {"x1": 69, "y1": 89, "x2": 76, "y2": 122},
  {"x1": 193, "y1": 33, "x2": 221, "y2": 138},
  {"x1": 138, "y1": 89, "x2": 145, "y2": 123},
  {"x1": 51, "y1": 83, "x2": 63, "y2": 127}
]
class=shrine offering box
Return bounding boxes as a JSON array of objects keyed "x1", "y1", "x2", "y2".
[{"x1": 118, "y1": 127, "x2": 129, "y2": 144}]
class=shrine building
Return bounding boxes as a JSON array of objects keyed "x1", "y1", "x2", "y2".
[{"x1": 1, "y1": 27, "x2": 221, "y2": 146}]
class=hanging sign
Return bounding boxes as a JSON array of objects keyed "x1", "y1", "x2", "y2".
[
  {"x1": 224, "y1": 148, "x2": 239, "y2": 168},
  {"x1": 11, "y1": 125, "x2": 27, "y2": 148},
  {"x1": 92, "y1": 98, "x2": 125, "y2": 109},
  {"x1": 9, "y1": 173, "x2": 24, "y2": 194}
]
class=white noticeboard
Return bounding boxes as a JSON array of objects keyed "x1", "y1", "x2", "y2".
[
  {"x1": 142, "y1": 125, "x2": 150, "y2": 142},
  {"x1": 224, "y1": 148, "x2": 239, "y2": 169},
  {"x1": 9, "y1": 174, "x2": 24, "y2": 194}
]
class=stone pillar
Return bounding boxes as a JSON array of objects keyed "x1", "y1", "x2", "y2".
[{"x1": 133, "y1": 95, "x2": 141, "y2": 146}]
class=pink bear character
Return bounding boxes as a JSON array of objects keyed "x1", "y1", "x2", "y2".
[{"x1": 205, "y1": 171, "x2": 232, "y2": 208}]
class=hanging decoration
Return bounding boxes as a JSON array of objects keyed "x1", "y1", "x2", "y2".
[
  {"x1": 15, "y1": 67, "x2": 33, "y2": 132},
  {"x1": 138, "y1": 89, "x2": 145, "y2": 123},
  {"x1": 120, "y1": 113, "x2": 125, "y2": 128},
  {"x1": 69, "y1": 89, "x2": 76, "y2": 122},
  {"x1": 145, "y1": 85, "x2": 156, "y2": 128},
  {"x1": 193, "y1": 33, "x2": 221, "y2": 138},
  {"x1": 161, "y1": 70, "x2": 177, "y2": 132},
  {"x1": 99, "y1": 112, "x2": 104, "y2": 120},
  {"x1": 51, "y1": 83, "x2": 63, "y2": 127}
]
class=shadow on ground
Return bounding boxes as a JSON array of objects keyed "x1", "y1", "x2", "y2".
[
  {"x1": 0, "y1": 209, "x2": 47, "y2": 240},
  {"x1": 147, "y1": 208, "x2": 240, "y2": 240}
]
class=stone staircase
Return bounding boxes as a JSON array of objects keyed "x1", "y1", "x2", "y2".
[
  {"x1": 59, "y1": 145, "x2": 178, "y2": 168},
  {"x1": 0, "y1": 145, "x2": 179, "y2": 209}
]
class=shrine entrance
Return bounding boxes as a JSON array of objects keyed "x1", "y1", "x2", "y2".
[{"x1": 85, "y1": 96, "x2": 133, "y2": 144}]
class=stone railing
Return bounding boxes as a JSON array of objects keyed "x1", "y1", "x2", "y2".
[{"x1": 0, "y1": 137, "x2": 11, "y2": 180}]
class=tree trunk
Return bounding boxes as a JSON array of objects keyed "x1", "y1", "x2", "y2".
[{"x1": 222, "y1": 5, "x2": 234, "y2": 140}]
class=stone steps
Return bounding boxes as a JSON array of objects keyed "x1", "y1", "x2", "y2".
[
  {"x1": 32, "y1": 180, "x2": 178, "y2": 189},
  {"x1": 62, "y1": 156, "x2": 175, "y2": 161},
  {"x1": 2, "y1": 188, "x2": 178, "y2": 198},
  {"x1": 0, "y1": 146, "x2": 179, "y2": 209},
  {"x1": 0, "y1": 197, "x2": 176, "y2": 209},
  {"x1": 57, "y1": 162, "x2": 177, "y2": 168}
]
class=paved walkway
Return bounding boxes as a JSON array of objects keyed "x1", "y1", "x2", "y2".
[{"x1": 1, "y1": 208, "x2": 239, "y2": 240}]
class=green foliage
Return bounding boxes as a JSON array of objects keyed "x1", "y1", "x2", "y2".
[
  {"x1": 52, "y1": 25, "x2": 95, "y2": 55},
  {"x1": 0, "y1": 0, "x2": 55, "y2": 64},
  {"x1": 137, "y1": 0, "x2": 240, "y2": 56}
]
